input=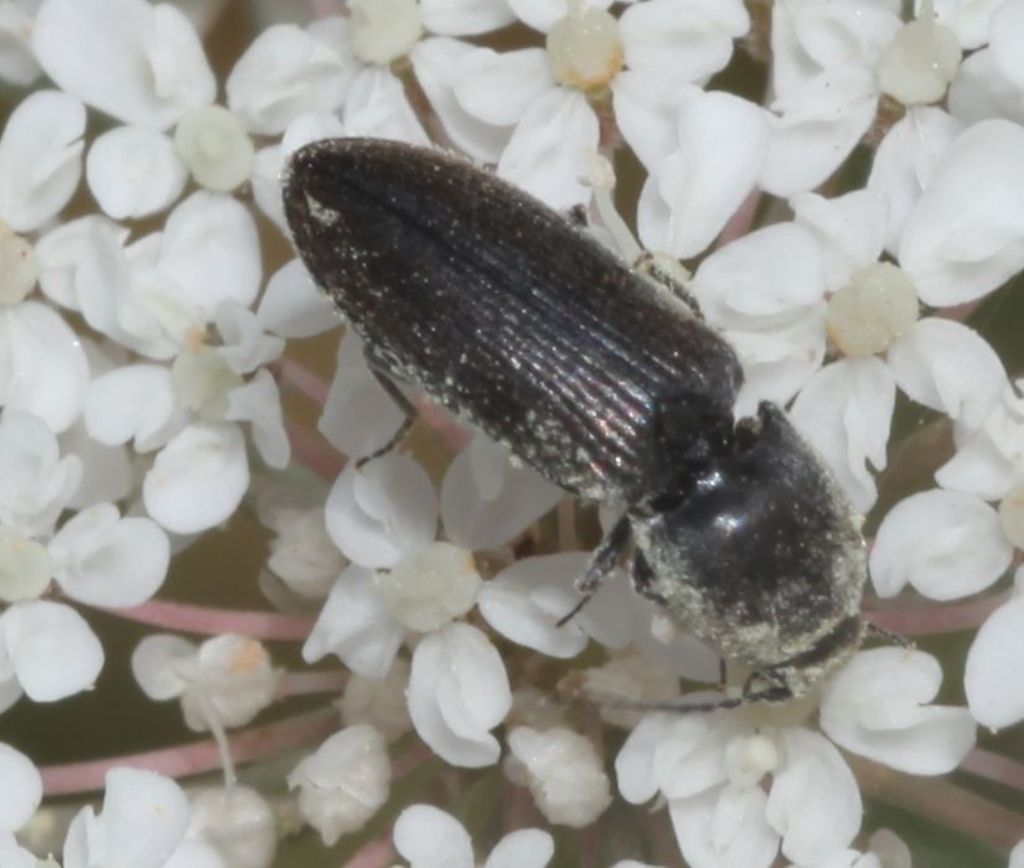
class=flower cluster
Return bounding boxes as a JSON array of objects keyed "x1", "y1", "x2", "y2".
[{"x1": 1, "y1": 0, "x2": 1023, "y2": 866}]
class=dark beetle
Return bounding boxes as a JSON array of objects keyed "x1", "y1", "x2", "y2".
[{"x1": 283, "y1": 137, "x2": 868, "y2": 705}]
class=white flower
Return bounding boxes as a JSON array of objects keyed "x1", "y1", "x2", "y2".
[
  {"x1": 185, "y1": 786, "x2": 273, "y2": 868},
  {"x1": 0, "y1": 600, "x2": 103, "y2": 701},
  {"x1": 407, "y1": 622, "x2": 511, "y2": 767},
  {"x1": 48, "y1": 502, "x2": 171, "y2": 607},
  {"x1": 0, "y1": 89, "x2": 84, "y2": 232},
  {"x1": 288, "y1": 724, "x2": 391, "y2": 845},
  {"x1": 393, "y1": 804, "x2": 554, "y2": 868},
  {"x1": 0, "y1": 1, "x2": 41, "y2": 87},
  {"x1": 0, "y1": 743, "x2": 41, "y2": 834},
  {"x1": 259, "y1": 499, "x2": 345, "y2": 601},
  {"x1": 340, "y1": 656, "x2": 413, "y2": 743},
  {"x1": 62, "y1": 769, "x2": 193, "y2": 868},
  {"x1": 131, "y1": 634, "x2": 279, "y2": 732},
  {"x1": 964, "y1": 569, "x2": 1024, "y2": 729},
  {"x1": 506, "y1": 726, "x2": 612, "y2": 827},
  {"x1": 33, "y1": 0, "x2": 215, "y2": 129}
]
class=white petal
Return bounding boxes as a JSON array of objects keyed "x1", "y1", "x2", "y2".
[
  {"x1": 86, "y1": 126, "x2": 187, "y2": 219},
  {"x1": 224, "y1": 369, "x2": 290, "y2": 470},
  {"x1": 0, "y1": 743, "x2": 41, "y2": 833},
  {"x1": 302, "y1": 565, "x2": 405, "y2": 678},
  {"x1": 767, "y1": 729, "x2": 861, "y2": 865},
  {"x1": 965, "y1": 596, "x2": 1024, "y2": 729},
  {"x1": 393, "y1": 804, "x2": 474, "y2": 868},
  {"x1": 130, "y1": 634, "x2": 196, "y2": 701},
  {"x1": 790, "y1": 190, "x2": 888, "y2": 292},
  {"x1": 477, "y1": 553, "x2": 591, "y2": 658},
  {"x1": 441, "y1": 436, "x2": 562, "y2": 550},
  {"x1": 506, "y1": 726, "x2": 612, "y2": 826},
  {"x1": 637, "y1": 90, "x2": 768, "y2": 258},
  {"x1": 410, "y1": 38, "x2": 511, "y2": 163},
  {"x1": 288, "y1": 725, "x2": 391, "y2": 846},
  {"x1": 93, "y1": 769, "x2": 190, "y2": 868},
  {"x1": 620, "y1": 0, "x2": 749, "y2": 87},
  {"x1": 61, "y1": 421, "x2": 134, "y2": 510},
  {"x1": 990, "y1": 0, "x2": 1024, "y2": 90},
  {"x1": 693, "y1": 222, "x2": 826, "y2": 319},
  {"x1": 33, "y1": 0, "x2": 215, "y2": 128},
  {"x1": 887, "y1": 318, "x2": 1005, "y2": 431},
  {"x1": 84, "y1": 364, "x2": 177, "y2": 451},
  {"x1": 669, "y1": 785, "x2": 779, "y2": 868},
  {"x1": 408, "y1": 622, "x2": 511, "y2": 767},
  {"x1": 0, "y1": 301, "x2": 90, "y2": 433},
  {"x1": 420, "y1": 0, "x2": 516, "y2": 35},
  {"x1": 180, "y1": 634, "x2": 277, "y2": 731},
  {"x1": 509, "y1": 0, "x2": 612, "y2": 33},
  {"x1": 947, "y1": 49, "x2": 1024, "y2": 127},
  {"x1": 866, "y1": 106, "x2": 962, "y2": 255},
  {"x1": 1, "y1": 600, "x2": 103, "y2": 701},
  {"x1": 899, "y1": 119, "x2": 1024, "y2": 306},
  {"x1": 34, "y1": 215, "x2": 123, "y2": 312},
  {"x1": 484, "y1": 829, "x2": 554, "y2": 868},
  {"x1": 49, "y1": 503, "x2": 170, "y2": 607},
  {"x1": 226, "y1": 19, "x2": 355, "y2": 135},
  {"x1": 929, "y1": 0, "x2": 1003, "y2": 49},
  {"x1": 759, "y1": 69, "x2": 878, "y2": 197},
  {"x1": 143, "y1": 422, "x2": 249, "y2": 534},
  {"x1": 0, "y1": 4, "x2": 41, "y2": 87},
  {"x1": 214, "y1": 302, "x2": 284, "y2": 374},
  {"x1": 0, "y1": 90, "x2": 84, "y2": 231},
  {"x1": 159, "y1": 191, "x2": 262, "y2": 319},
  {"x1": 612, "y1": 70, "x2": 690, "y2": 173},
  {"x1": 497, "y1": 87, "x2": 599, "y2": 209},
  {"x1": 342, "y1": 66, "x2": 430, "y2": 145},
  {"x1": 869, "y1": 489, "x2": 1012, "y2": 600},
  {"x1": 790, "y1": 357, "x2": 895, "y2": 514},
  {"x1": 452, "y1": 46, "x2": 552, "y2": 128},
  {"x1": 318, "y1": 331, "x2": 407, "y2": 459},
  {"x1": 324, "y1": 455, "x2": 438, "y2": 569},
  {"x1": 0, "y1": 409, "x2": 82, "y2": 538},
  {"x1": 615, "y1": 713, "x2": 680, "y2": 804},
  {"x1": 820, "y1": 648, "x2": 976, "y2": 775},
  {"x1": 256, "y1": 258, "x2": 338, "y2": 339}
]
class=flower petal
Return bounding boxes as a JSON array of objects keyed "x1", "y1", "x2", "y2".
[
  {"x1": 497, "y1": 87, "x2": 599, "y2": 209},
  {"x1": 869, "y1": 489, "x2": 1012, "y2": 600},
  {"x1": 637, "y1": 89, "x2": 768, "y2": 258},
  {"x1": 0, "y1": 90, "x2": 84, "y2": 231},
  {"x1": 324, "y1": 455, "x2": 438, "y2": 569},
  {"x1": 820, "y1": 648, "x2": 976, "y2": 775},
  {"x1": 0, "y1": 301, "x2": 90, "y2": 434},
  {"x1": 420, "y1": 0, "x2": 517, "y2": 35},
  {"x1": 86, "y1": 126, "x2": 187, "y2": 219},
  {"x1": 408, "y1": 622, "x2": 511, "y2": 767},
  {"x1": 393, "y1": 804, "x2": 474, "y2": 868},
  {"x1": 0, "y1": 743, "x2": 41, "y2": 834},
  {"x1": 49, "y1": 503, "x2": 170, "y2": 607},
  {"x1": 790, "y1": 357, "x2": 895, "y2": 513},
  {"x1": 484, "y1": 829, "x2": 555, "y2": 868},
  {"x1": 84, "y1": 364, "x2": 178, "y2": 451},
  {"x1": 1, "y1": 600, "x2": 103, "y2": 701},
  {"x1": 887, "y1": 318, "x2": 1005, "y2": 431},
  {"x1": 669, "y1": 784, "x2": 779, "y2": 868},
  {"x1": 899, "y1": 119, "x2": 1024, "y2": 306},
  {"x1": 342, "y1": 66, "x2": 430, "y2": 144},
  {"x1": 965, "y1": 595, "x2": 1024, "y2": 729},
  {"x1": 143, "y1": 422, "x2": 249, "y2": 534},
  {"x1": 33, "y1": 0, "x2": 214, "y2": 128},
  {"x1": 256, "y1": 258, "x2": 339, "y2": 339}
]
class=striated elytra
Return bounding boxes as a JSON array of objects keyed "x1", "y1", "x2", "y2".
[{"x1": 283, "y1": 137, "x2": 868, "y2": 707}]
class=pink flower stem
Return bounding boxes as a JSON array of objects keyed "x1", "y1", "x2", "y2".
[
  {"x1": 850, "y1": 754, "x2": 1024, "y2": 850},
  {"x1": 275, "y1": 356, "x2": 331, "y2": 405},
  {"x1": 277, "y1": 670, "x2": 348, "y2": 699},
  {"x1": 39, "y1": 708, "x2": 341, "y2": 796},
  {"x1": 287, "y1": 419, "x2": 347, "y2": 478},
  {"x1": 962, "y1": 748, "x2": 1024, "y2": 792},
  {"x1": 344, "y1": 837, "x2": 396, "y2": 868},
  {"x1": 95, "y1": 599, "x2": 315, "y2": 641},
  {"x1": 865, "y1": 589, "x2": 1012, "y2": 636}
]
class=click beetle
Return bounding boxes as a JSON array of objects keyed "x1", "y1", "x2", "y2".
[{"x1": 283, "y1": 137, "x2": 869, "y2": 707}]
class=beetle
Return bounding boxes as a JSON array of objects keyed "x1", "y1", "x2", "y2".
[{"x1": 282, "y1": 137, "x2": 869, "y2": 707}]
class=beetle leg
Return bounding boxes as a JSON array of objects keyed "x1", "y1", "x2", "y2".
[
  {"x1": 630, "y1": 547, "x2": 668, "y2": 606},
  {"x1": 866, "y1": 621, "x2": 914, "y2": 649},
  {"x1": 634, "y1": 251, "x2": 703, "y2": 318},
  {"x1": 355, "y1": 368, "x2": 418, "y2": 469},
  {"x1": 555, "y1": 515, "x2": 633, "y2": 626}
]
